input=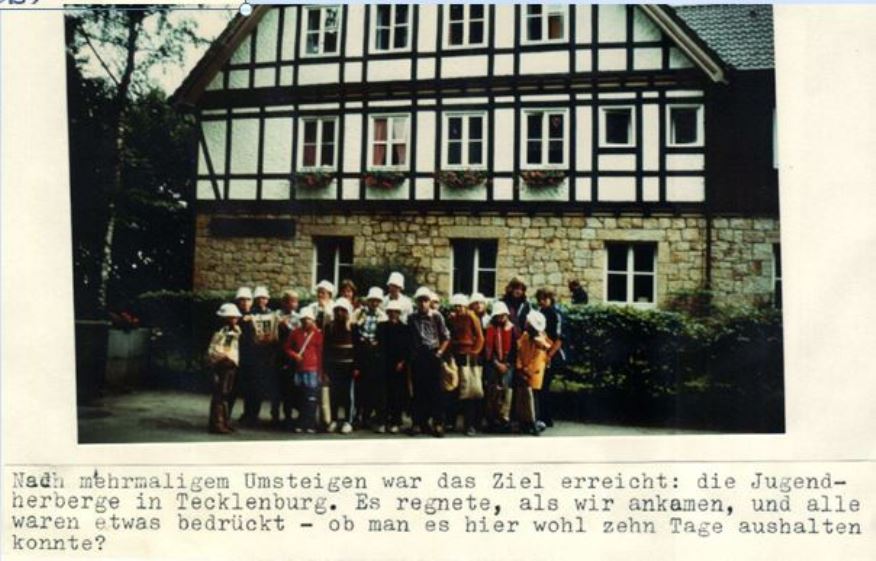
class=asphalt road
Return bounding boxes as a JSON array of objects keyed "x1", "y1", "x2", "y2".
[{"x1": 77, "y1": 390, "x2": 712, "y2": 443}]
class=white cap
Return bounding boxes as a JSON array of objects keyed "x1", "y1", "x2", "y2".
[
  {"x1": 414, "y1": 286, "x2": 432, "y2": 301},
  {"x1": 387, "y1": 272, "x2": 405, "y2": 290},
  {"x1": 235, "y1": 286, "x2": 253, "y2": 300},
  {"x1": 470, "y1": 292, "x2": 486, "y2": 305},
  {"x1": 450, "y1": 293, "x2": 470, "y2": 307},
  {"x1": 333, "y1": 298, "x2": 353, "y2": 315},
  {"x1": 216, "y1": 303, "x2": 242, "y2": 318},
  {"x1": 491, "y1": 301, "x2": 510, "y2": 317},
  {"x1": 253, "y1": 286, "x2": 270, "y2": 299},
  {"x1": 299, "y1": 307, "x2": 316, "y2": 321},
  {"x1": 430, "y1": 290, "x2": 440, "y2": 303},
  {"x1": 386, "y1": 300, "x2": 404, "y2": 313},
  {"x1": 366, "y1": 286, "x2": 385, "y2": 301},
  {"x1": 315, "y1": 280, "x2": 335, "y2": 295},
  {"x1": 526, "y1": 310, "x2": 547, "y2": 333}
]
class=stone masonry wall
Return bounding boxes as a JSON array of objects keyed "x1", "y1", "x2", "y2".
[{"x1": 193, "y1": 212, "x2": 779, "y2": 307}]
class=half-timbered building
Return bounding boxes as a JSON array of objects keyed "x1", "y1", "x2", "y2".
[{"x1": 173, "y1": 4, "x2": 779, "y2": 307}]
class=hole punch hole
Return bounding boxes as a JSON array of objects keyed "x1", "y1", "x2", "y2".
[{"x1": 239, "y1": 2, "x2": 253, "y2": 17}]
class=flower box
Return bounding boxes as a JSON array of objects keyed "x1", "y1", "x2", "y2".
[
  {"x1": 436, "y1": 169, "x2": 489, "y2": 190},
  {"x1": 363, "y1": 171, "x2": 407, "y2": 190},
  {"x1": 520, "y1": 169, "x2": 567, "y2": 189},
  {"x1": 292, "y1": 171, "x2": 335, "y2": 190}
]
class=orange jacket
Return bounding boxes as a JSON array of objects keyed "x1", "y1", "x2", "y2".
[
  {"x1": 516, "y1": 332, "x2": 552, "y2": 390},
  {"x1": 448, "y1": 310, "x2": 485, "y2": 356}
]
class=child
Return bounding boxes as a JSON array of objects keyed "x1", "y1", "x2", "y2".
[
  {"x1": 273, "y1": 289, "x2": 300, "y2": 427},
  {"x1": 469, "y1": 292, "x2": 489, "y2": 329},
  {"x1": 384, "y1": 272, "x2": 413, "y2": 323},
  {"x1": 429, "y1": 290, "x2": 441, "y2": 312},
  {"x1": 378, "y1": 300, "x2": 410, "y2": 433},
  {"x1": 515, "y1": 310, "x2": 552, "y2": 436},
  {"x1": 406, "y1": 287, "x2": 450, "y2": 437},
  {"x1": 354, "y1": 287, "x2": 388, "y2": 431},
  {"x1": 447, "y1": 293, "x2": 485, "y2": 436},
  {"x1": 206, "y1": 303, "x2": 242, "y2": 434},
  {"x1": 483, "y1": 301, "x2": 518, "y2": 433},
  {"x1": 306, "y1": 280, "x2": 335, "y2": 331},
  {"x1": 323, "y1": 299, "x2": 358, "y2": 434},
  {"x1": 240, "y1": 285, "x2": 277, "y2": 426},
  {"x1": 534, "y1": 288, "x2": 565, "y2": 430},
  {"x1": 228, "y1": 286, "x2": 253, "y2": 422},
  {"x1": 283, "y1": 307, "x2": 323, "y2": 433},
  {"x1": 501, "y1": 277, "x2": 532, "y2": 331},
  {"x1": 339, "y1": 279, "x2": 360, "y2": 311}
]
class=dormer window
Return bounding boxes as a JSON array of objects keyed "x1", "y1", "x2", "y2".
[
  {"x1": 523, "y1": 5, "x2": 567, "y2": 44},
  {"x1": 601, "y1": 107, "x2": 635, "y2": 147},
  {"x1": 303, "y1": 6, "x2": 341, "y2": 57},
  {"x1": 374, "y1": 5, "x2": 410, "y2": 52}
]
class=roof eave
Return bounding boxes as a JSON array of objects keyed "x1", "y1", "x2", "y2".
[{"x1": 640, "y1": 5, "x2": 729, "y2": 84}]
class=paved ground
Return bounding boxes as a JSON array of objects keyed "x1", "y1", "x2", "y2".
[{"x1": 77, "y1": 390, "x2": 714, "y2": 443}]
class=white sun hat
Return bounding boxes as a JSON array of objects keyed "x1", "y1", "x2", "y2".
[
  {"x1": 414, "y1": 286, "x2": 433, "y2": 301},
  {"x1": 333, "y1": 298, "x2": 353, "y2": 315},
  {"x1": 387, "y1": 271, "x2": 405, "y2": 290},
  {"x1": 469, "y1": 292, "x2": 486, "y2": 305},
  {"x1": 234, "y1": 286, "x2": 253, "y2": 300},
  {"x1": 299, "y1": 307, "x2": 316, "y2": 321},
  {"x1": 253, "y1": 286, "x2": 270, "y2": 299},
  {"x1": 366, "y1": 286, "x2": 385, "y2": 301},
  {"x1": 491, "y1": 301, "x2": 510, "y2": 317},
  {"x1": 386, "y1": 300, "x2": 404, "y2": 312},
  {"x1": 216, "y1": 303, "x2": 242, "y2": 318},
  {"x1": 450, "y1": 293, "x2": 470, "y2": 307},
  {"x1": 315, "y1": 280, "x2": 336, "y2": 295},
  {"x1": 526, "y1": 310, "x2": 547, "y2": 333}
]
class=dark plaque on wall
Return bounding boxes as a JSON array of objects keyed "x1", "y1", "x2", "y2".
[{"x1": 209, "y1": 217, "x2": 296, "y2": 238}]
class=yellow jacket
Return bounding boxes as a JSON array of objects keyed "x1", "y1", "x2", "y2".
[{"x1": 516, "y1": 331, "x2": 552, "y2": 390}]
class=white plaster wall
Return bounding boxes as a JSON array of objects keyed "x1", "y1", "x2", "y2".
[
  {"x1": 597, "y1": 5, "x2": 627, "y2": 43},
  {"x1": 597, "y1": 176, "x2": 636, "y2": 201},
  {"x1": 666, "y1": 176, "x2": 705, "y2": 202}
]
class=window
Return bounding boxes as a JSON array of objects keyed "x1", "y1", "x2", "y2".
[
  {"x1": 444, "y1": 113, "x2": 486, "y2": 168},
  {"x1": 300, "y1": 117, "x2": 337, "y2": 169},
  {"x1": 446, "y1": 4, "x2": 486, "y2": 47},
  {"x1": 523, "y1": 5, "x2": 567, "y2": 43},
  {"x1": 370, "y1": 115, "x2": 409, "y2": 168},
  {"x1": 667, "y1": 105, "x2": 703, "y2": 147},
  {"x1": 303, "y1": 6, "x2": 341, "y2": 56},
  {"x1": 314, "y1": 237, "x2": 353, "y2": 288},
  {"x1": 601, "y1": 107, "x2": 635, "y2": 147},
  {"x1": 606, "y1": 243, "x2": 656, "y2": 306},
  {"x1": 373, "y1": 5, "x2": 410, "y2": 52},
  {"x1": 524, "y1": 110, "x2": 566, "y2": 167},
  {"x1": 451, "y1": 239, "x2": 497, "y2": 298},
  {"x1": 773, "y1": 243, "x2": 782, "y2": 309}
]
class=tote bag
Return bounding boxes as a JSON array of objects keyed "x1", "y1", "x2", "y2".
[
  {"x1": 458, "y1": 355, "x2": 484, "y2": 400},
  {"x1": 441, "y1": 356, "x2": 459, "y2": 392}
]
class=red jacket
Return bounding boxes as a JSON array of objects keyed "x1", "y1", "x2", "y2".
[
  {"x1": 485, "y1": 323, "x2": 519, "y2": 364},
  {"x1": 284, "y1": 327, "x2": 323, "y2": 374}
]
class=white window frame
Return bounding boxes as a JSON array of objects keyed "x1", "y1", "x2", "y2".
[
  {"x1": 301, "y1": 5, "x2": 342, "y2": 58},
  {"x1": 368, "y1": 114, "x2": 410, "y2": 170},
  {"x1": 665, "y1": 104, "x2": 704, "y2": 148},
  {"x1": 298, "y1": 116, "x2": 339, "y2": 170},
  {"x1": 521, "y1": 108, "x2": 569, "y2": 169},
  {"x1": 312, "y1": 237, "x2": 353, "y2": 289},
  {"x1": 600, "y1": 106, "x2": 636, "y2": 148},
  {"x1": 444, "y1": 4, "x2": 488, "y2": 49},
  {"x1": 372, "y1": 4, "x2": 412, "y2": 53},
  {"x1": 604, "y1": 243, "x2": 657, "y2": 308},
  {"x1": 450, "y1": 239, "x2": 498, "y2": 298},
  {"x1": 442, "y1": 112, "x2": 488, "y2": 169},
  {"x1": 521, "y1": 4, "x2": 568, "y2": 45}
]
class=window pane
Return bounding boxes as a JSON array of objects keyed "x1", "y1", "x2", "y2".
[
  {"x1": 321, "y1": 144, "x2": 334, "y2": 167},
  {"x1": 373, "y1": 118, "x2": 387, "y2": 141},
  {"x1": 376, "y1": 28, "x2": 390, "y2": 50},
  {"x1": 449, "y1": 22, "x2": 464, "y2": 45},
  {"x1": 392, "y1": 143, "x2": 406, "y2": 165},
  {"x1": 392, "y1": 118, "x2": 407, "y2": 141},
  {"x1": 527, "y1": 113, "x2": 542, "y2": 140},
  {"x1": 394, "y1": 26, "x2": 408, "y2": 49},
  {"x1": 324, "y1": 31, "x2": 337, "y2": 54},
  {"x1": 325, "y1": 8, "x2": 338, "y2": 30},
  {"x1": 304, "y1": 121, "x2": 318, "y2": 143},
  {"x1": 306, "y1": 32, "x2": 319, "y2": 54},
  {"x1": 307, "y1": 9, "x2": 320, "y2": 32},
  {"x1": 303, "y1": 144, "x2": 316, "y2": 167},
  {"x1": 377, "y1": 5, "x2": 391, "y2": 26},
  {"x1": 469, "y1": 141, "x2": 483, "y2": 165},
  {"x1": 477, "y1": 271, "x2": 496, "y2": 298},
  {"x1": 338, "y1": 238, "x2": 353, "y2": 263},
  {"x1": 395, "y1": 5, "x2": 409, "y2": 24},
  {"x1": 470, "y1": 21, "x2": 484, "y2": 44},
  {"x1": 469, "y1": 116, "x2": 483, "y2": 140},
  {"x1": 527, "y1": 16, "x2": 542, "y2": 41},
  {"x1": 527, "y1": 140, "x2": 542, "y2": 165},
  {"x1": 315, "y1": 240, "x2": 333, "y2": 283},
  {"x1": 478, "y1": 241, "x2": 498, "y2": 268},
  {"x1": 548, "y1": 140, "x2": 563, "y2": 164},
  {"x1": 547, "y1": 13, "x2": 564, "y2": 39},
  {"x1": 633, "y1": 244, "x2": 655, "y2": 272},
  {"x1": 633, "y1": 275, "x2": 654, "y2": 303},
  {"x1": 372, "y1": 143, "x2": 386, "y2": 166},
  {"x1": 527, "y1": 5, "x2": 542, "y2": 16},
  {"x1": 671, "y1": 107, "x2": 698, "y2": 144},
  {"x1": 549, "y1": 114, "x2": 563, "y2": 138},
  {"x1": 605, "y1": 110, "x2": 631, "y2": 144},
  {"x1": 448, "y1": 141, "x2": 462, "y2": 165},
  {"x1": 449, "y1": 4, "x2": 464, "y2": 21},
  {"x1": 448, "y1": 117, "x2": 463, "y2": 140},
  {"x1": 452, "y1": 241, "x2": 474, "y2": 295},
  {"x1": 607, "y1": 273, "x2": 627, "y2": 302},
  {"x1": 322, "y1": 121, "x2": 335, "y2": 143},
  {"x1": 471, "y1": 4, "x2": 484, "y2": 19},
  {"x1": 607, "y1": 245, "x2": 627, "y2": 271}
]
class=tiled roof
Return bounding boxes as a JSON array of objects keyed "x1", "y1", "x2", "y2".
[{"x1": 673, "y1": 4, "x2": 774, "y2": 70}]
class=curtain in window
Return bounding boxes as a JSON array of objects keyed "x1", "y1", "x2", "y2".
[{"x1": 372, "y1": 118, "x2": 387, "y2": 166}]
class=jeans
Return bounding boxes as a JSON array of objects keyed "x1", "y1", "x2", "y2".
[{"x1": 293, "y1": 371, "x2": 319, "y2": 431}]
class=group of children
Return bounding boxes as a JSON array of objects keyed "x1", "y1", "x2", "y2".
[{"x1": 205, "y1": 273, "x2": 564, "y2": 437}]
